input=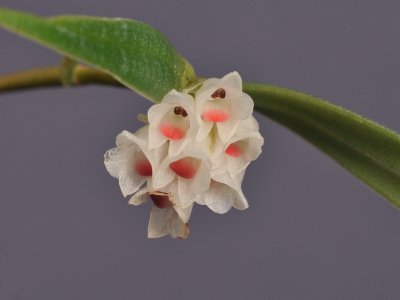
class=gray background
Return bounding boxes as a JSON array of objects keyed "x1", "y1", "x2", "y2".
[{"x1": 1, "y1": 0, "x2": 400, "y2": 299}]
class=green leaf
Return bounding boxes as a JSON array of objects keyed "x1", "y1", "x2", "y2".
[
  {"x1": 0, "y1": 7, "x2": 196, "y2": 102},
  {"x1": 245, "y1": 83, "x2": 400, "y2": 209}
]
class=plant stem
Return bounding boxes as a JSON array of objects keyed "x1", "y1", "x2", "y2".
[{"x1": 0, "y1": 65, "x2": 123, "y2": 93}]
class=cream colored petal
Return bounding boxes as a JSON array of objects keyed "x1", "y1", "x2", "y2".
[
  {"x1": 219, "y1": 71, "x2": 243, "y2": 91},
  {"x1": 227, "y1": 155, "x2": 251, "y2": 178},
  {"x1": 233, "y1": 93, "x2": 254, "y2": 120},
  {"x1": 196, "y1": 120, "x2": 213, "y2": 142},
  {"x1": 104, "y1": 147, "x2": 124, "y2": 178},
  {"x1": 168, "y1": 211, "x2": 190, "y2": 239},
  {"x1": 128, "y1": 188, "x2": 149, "y2": 206},
  {"x1": 119, "y1": 172, "x2": 146, "y2": 197},
  {"x1": 217, "y1": 118, "x2": 240, "y2": 143},
  {"x1": 153, "y1": 160, "x2": 176, "y2": 189},
  {"x1": 168, "y1": 138, "x2": 187, "y2": 157},
  {"x1": 148, "y1": 104, "x2": 171, "y2": 150},
  {"x1": 173, "y1": 203, "x2": 193, "y2": 223},
  {"x1": 177, "y1": 177, "x2": 197, "y2": 208},
  {"x1": 232, "y1": 188, "x2": 249, "y2": 210},
  {"x1": 204, "y1": 182, "x2": 235, "y2": 214},
  {"x1": 147, "y1": 205, "x2": 174, "y2": 238}
]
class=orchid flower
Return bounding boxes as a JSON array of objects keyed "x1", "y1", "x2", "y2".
[
  {"x1": 104, "y1": 71, "x2": 263, "y2": 238},
  {"x1": 195, "y1": 72, "x2": 254, "y2": 143},
  {"x1": 104, "y1": 126, "x2": 167, "y2": 197},
  {"x1": 129, "y1": 187, "x2": 193, "y2": 239},
  {"x1": 148, "y1": 90, "x2": 197, "y2": 156}
]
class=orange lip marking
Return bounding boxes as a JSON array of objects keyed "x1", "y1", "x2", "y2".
[
  {"x1": 159, "y1": 123, "x2": 186, "y2": 140},
  {"x1": 202, "y1": 109, "x2": 229, "y2": 122},
  {"x1": 134, "y1": 158, "x2": 152, "y2": 177},
  {"x1": 225, "y1": 143, "x2": 242, "y2": 157},
  {"x1": 169, "y1": 158, "x2": 199, "y2": 179}
]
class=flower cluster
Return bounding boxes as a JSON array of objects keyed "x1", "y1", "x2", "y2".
[{"x1": 104, "y1": 72, "x2": 264, "y2": 238}]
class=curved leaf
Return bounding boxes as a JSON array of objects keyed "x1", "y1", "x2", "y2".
[
  {"x1": 245, "y1": 83, "x2": 400, "y2": 209},
  {"x1": 0, "y1": 7, "x2": 196, "y2": 102}
]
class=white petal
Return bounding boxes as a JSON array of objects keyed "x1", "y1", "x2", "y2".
[
  {"x1": 196, "y1": 120, "x2": 213, "y2": 141},
  {"x1": 227, "y1": 157, "x2": 251, "y2": 178},
  {"x1": 104, "y1": 147, "x2": 124, "y2": 178},
  {"x1": 128, "y1": 188, "x2": 149, "y2": 206},
  {"x1": 204, "y1": 182, "x2": 235, "y2": 214},
  {"x1": 148, "y1": 102, "x2": 171, "y2": 124},
  {"x1": 115, "y1": 131, "x2": 134, "y2": 148},
  {"x1": 192, "y1": 161, "x2": 212, "y2": 196},
  {"x1": 217, "y1": 118, "x2": 240, "y2": 143},
  {"x1": 195, "y1": 79, "x2": 219, "y2": 108},
  {"x1": 212, "y1": 169, "x2": 245, "y2": 189},
  {"x1": 245, "y1": 132, "x2": 264, "y2": 161},
  {"x1": 225, "y1": 131, "x2": 264, "y2": 177},
  {"x1": 168, "y1": 211, "x2": 190, "y2": 239},
  {"x1": 116, "y1": 127, "x2": 148, "y2": 148},
  {"x1": 149, "y1": 142, "x2": 168, "y2": 171},
  {"x1": 168, "y1": 138, "x2": 187, "y2": 157},
  {"x1": 177, "y1": 159, "x2": 211, "y2": 207},
  {"x1": 119, "y1": 172, "x2": 146, "y2": 197},
  {"x1": 148, "y1": 104, "x2": 170, "y2": 150},
  {"x1": 233, "y1": 188, "x2": 249, "y2": 210},
  {"x1": 173, "y1": 203, "x2": 193, "y2": 224},
  {"x1": 162, "y1": 89, "x2": 195, "y2": 108},
  {"x1": 153, "y1": 160, "x2": 176, "y2": 189},
  {"x1": 177, "y1": 178, "x2": 197, "y2": 208},
  {"x1": 233, "y1": 93, "x2": 254, "y2": 120},
  {"x1": 148, "y1": 124, "x2": 168, "y2": 150},
  {"x1": 147, "y1": 205, "x2": 174, "y2": 238},
  {"x1": 219, "y1": 71, "x2": 243, "y2": 91},
  {"x1": 196, "y1": 78, "x2": 219, "y2": 95},
  {"x1": 208, "y1": 171, "x2": 249, "y2": 212},
  {"x1": 241, "y1": 115, "x2": 260, "y2": 131}
]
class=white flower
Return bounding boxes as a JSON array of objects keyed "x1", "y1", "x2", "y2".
[
  {"x1": 129, "y1": 187, "x2": 193, "y2": 239},
  {"x1": 153, "y1": 142, "x2": 211, "y2": 208},
  {"x1": 195, "y1": 72, "x2": 254, "y2": 143},
  {"x1": 148, "y1": 89, "x2": 197, "y2": 156},
  {"x1": 212, "y1": 116, "x2": 264, "y2": 177},
  {"x1": 104, "y1": 126, "x2": 167, "y2": 197},
  {"x1": 203, "y1": 179, "x2": 248, "y2": 214},
  {"x1": 104, "y1": 71, "x2": 264, "y2": 239}
]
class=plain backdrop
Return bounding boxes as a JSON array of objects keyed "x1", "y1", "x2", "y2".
[{"x1": 1, "y1": 1, "x2": 400, "y2": 299}]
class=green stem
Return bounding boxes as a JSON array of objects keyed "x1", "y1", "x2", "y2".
[{"x1": 0, "y1": 65, "x2": 122, "y2": 92}]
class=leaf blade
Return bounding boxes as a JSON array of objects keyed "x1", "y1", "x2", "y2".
[
  {"x1": 0, "y1": 7, "x2": 196, "y2": 101},
  {"x1": 245, "y1": 83, "x2": 400, "y2": 209}
]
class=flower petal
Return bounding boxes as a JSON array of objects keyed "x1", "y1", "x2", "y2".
[
  {"x1": 169, "y1": 212, "x2": 190, "y2": 239},
  {"x1": 104, "y1": 147, "x2": 124, "y2": 178},
  {"x1": 177, "y1": 159, "x2": 211, "y2": 207},
  {"x1": 153, "y1": 163, "x2": 176, "y2": 189},
  {"x1": 147, "y1": 205, "x2": 174, "y2": 238},
  {"x1": 217, "y1": 117, "x2": 240, "y2": 143},
  {"x1": 173, "y1": 203, "x2": 193, "y2": 224},
  {"x1": 204, "y1": 181, "x2": 235, "y2": 214},
  {"x1": 219, "y1": 71, "x2": 243, "y2": 91},
  {"x1": 148, "y1": 104, "x2": 171, "y2": 150},
  {"x1": 232, "y1": 188, "x2": 249, "y2": 210},
  {"x1": 196, "y1": 120, "x2": 213, "y2": 141},
  {"x1": 128, "y1": 188, "x2": 150, "y2": 206},
  {"x1": 119, "y1": 171, "x2": 146, "y2": 197},
  {"x1": 233, "y1": 93, "x2": 254, "y2": 120}
]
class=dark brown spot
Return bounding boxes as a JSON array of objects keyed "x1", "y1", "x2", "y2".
[
  {"x1": 211, "y1": 88, "x2": 226, "y2": 99},
  {"x1": 150, "y1": 193, "x2": 171, "y2": 209},
  {"x1": 173, "y1": 106, "x2": 188, "y2": 117},
  {"x1": 174, "y1": 106, "x2": 182, "y2": 115}
]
